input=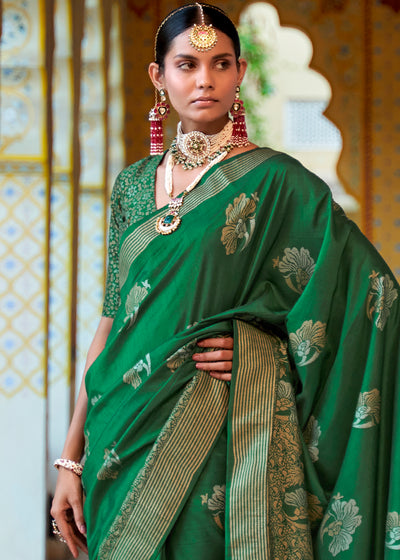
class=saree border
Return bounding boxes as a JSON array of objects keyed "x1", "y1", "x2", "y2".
[
  {"x1": 227, "y1": 321, "x2": 279, "y2": 559},
  {"x1": 98, "y1": 371, "x2": 229, "y2": 560},
  {"x1": 118, "y1": 148, "x2": 278, "y2": 288}
]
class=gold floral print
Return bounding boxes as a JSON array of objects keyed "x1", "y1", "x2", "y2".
[
  {"x1": 97, "y1": 445, "x2": 121, "y2": 480},
  {"x1": 166, "y1": 340, "x2": 198, "y2": 373},
  {"x1": 303, "y1": 415, "x2": 321, "y2": 462},
  {"x1": 289, "y1": 320, "x2": 327, "y2": 367},
  {"x1": 201, "y1": 484, "x2": 226, "y2": 531},
  {"x1": 221, "y1": 192, "x2": 259, "y2": 255},
  {"x1": 308, "y1": 492, "x2": 324, "y2": 526},
  {"x1": 319, "y1": 495, "x2": 362, "y2": 557},
  {"x1": 386, "y1": 511, "x2": 400, "y2": 550},
  {"x1": 352, "y1": 389, "x2": 381, "y2": 429},
  {"x1": 366, "y1": 270, "x2": 398, "y2": 331},
  {"x1": 267, "y1": 354, "x2": 314, "y2": 558},
  {"x1": 122, "y1": 279, "x2": 151, "y2": 330},
  {"x1": 273, "y1": 247, "x2": 315, "y2": 294},
  {"x1": 123, "y1": 353, "x2": 151, "y2": 389}
]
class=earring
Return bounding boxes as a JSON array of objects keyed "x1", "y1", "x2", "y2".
[
  {"x1": 230, "y1": 86, "x2": 249, "y2": 147},
  {"x1": 149, "y1": 88, "x2": 170, "y2": 155}
]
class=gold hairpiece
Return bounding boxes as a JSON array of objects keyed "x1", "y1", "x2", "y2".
[{"x1": 189, "y1": 3, "x2": 218, "y2": 52}]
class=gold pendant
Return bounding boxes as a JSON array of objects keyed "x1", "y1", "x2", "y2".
[{"x1": 156, "y1": 214, "x2": 182, "y2": 235}]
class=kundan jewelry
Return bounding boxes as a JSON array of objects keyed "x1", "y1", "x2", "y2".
[
  {"x1": 54, "y1": 458, "x2": 84, "y2": 477},
  {"x1": 230, "y1": 86, "x2": 249, "y2": 147},
  {"x1": 189, "y1": 3, "x2": 218, "y2": 52},
  {"x1": 52, "y1": 519, "x2": 67, "y2": 543},
  {"x1": 170, "y1": 120, "x2": 234, "y2": 169},
  {"x1": 149, "y1": 89, "x2": 170, "y2": 156},
  {"x1": 156, "y1": 150, "x2": 228, "y2": 235}
]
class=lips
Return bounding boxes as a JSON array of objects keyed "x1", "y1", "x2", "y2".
[{"x1": 192, "y1": 97, "x2": 217, "y2": 103}]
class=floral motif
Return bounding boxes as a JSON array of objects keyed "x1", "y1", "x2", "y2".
[
  {"x1": 122, "y1": 280, "x2": 151, "y2": 329},
  {"x1": 166, "y1": 340, "x2": 198, "y2": 372},
  {"x1": 289, "y1": 320, "x2": 327, "y2": 366},
  {"x1": 221, "y1": 192, "x2": 258, "y2": 255},
  {"x1": 123, "y1": 353, "x2": 151, "y2": 389},
  {"x1": 386, "y1": 512, "x2": 400, "y2": 550},
  {"x1": 352, "y1": 389, "x2": 381, "y2": 429},
  {"x1": 307, "y1": 492, "x2": 324, "y2": 526},
  {"x1": 90, "y1": 394, "x2": 102, "y2": 406},
  {"x1": 320, "y1": 496, "x2": 362, "y2": 556},
  {"x1": 201, "y1": 484, "x2": 226, "y2": 530},
  {"x1": 303, "y1": 416, "x2": 321, "y2": 462},
  {"x1": 366, "y1": 270, "x2": 398, "y2": 331},
  {"x1": 274, "y1": 247, "x2": 315, "y2": 294},
  {"x1": 97, "y1": 445, "x2": 121, "y2": 480},
  {"x1": 284, "y1": 488, "x2": 309, "y2": 522}
]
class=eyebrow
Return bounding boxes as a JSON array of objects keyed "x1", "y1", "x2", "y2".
[{"x1": 173, "y1": 52, "x2": 235, "y2": 60}]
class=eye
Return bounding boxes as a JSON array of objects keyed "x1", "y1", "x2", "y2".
[
  {"x1": 215, "y1": 59, "x2": 231, "y2": 70},
  {"x1": 178, "y1": 61, "x2": 195, "y2": 71}
]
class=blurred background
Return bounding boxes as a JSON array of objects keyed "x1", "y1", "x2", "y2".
[{"x1": 0, "y1": 0, "x2": 399, "y2": 558}]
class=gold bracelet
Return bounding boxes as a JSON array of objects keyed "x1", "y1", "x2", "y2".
[{"x1": 54, "y1": 458, "x2": 83, "y2": 477}]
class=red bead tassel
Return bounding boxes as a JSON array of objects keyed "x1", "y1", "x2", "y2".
[
  {"x1": 149, "y1": 113, "x2": 164, "y2": 156},
  {"x1": 149, "y1": 91, "x2": 170, "y2": 156},
  {"x1": 231, "y1": 99, "x2": 249, "y2": 147}
]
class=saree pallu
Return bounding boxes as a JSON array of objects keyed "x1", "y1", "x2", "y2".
[{"x1": 83, "y1": 148, "x2": 400, "y2": 559}]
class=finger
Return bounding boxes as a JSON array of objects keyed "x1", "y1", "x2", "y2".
[
  {"x1": 71, "y1": 496, "x2": 87, "y2": 536},
  {"x1": 195, "y1": 361, "x2": 232, "y2": 372},
  {"x1": 197, "y1": 337, "x2": 234, "y2": 349},
  {"x1": 193, "y1": 349, "x2": 233, "y2": 362},
  {"x1": 52, "y1": 508, "x2": 87, "y2": 557},
  {"x1": 209, "y1": 371, "x2": 232, "y2": 381}
]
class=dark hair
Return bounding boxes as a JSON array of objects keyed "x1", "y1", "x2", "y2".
[{"x1": 155, "y1": 3, "x2": 241, "y2": 69}]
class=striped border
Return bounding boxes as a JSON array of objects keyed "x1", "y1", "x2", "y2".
[
  {"x1": 99, "y1": 372, "x2": 229, "y2": 559},
  {"x1": 119, "y1": 148, "x2": 277, "y2": 287},
  {"x1": 228, "y1": 321, "x2": 278, "y2": 559}
]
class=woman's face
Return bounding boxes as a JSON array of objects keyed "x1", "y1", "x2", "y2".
[{"x1": 149, "y1": 29, "x2": 247, "y2": 134}]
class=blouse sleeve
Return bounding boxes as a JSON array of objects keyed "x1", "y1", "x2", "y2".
[{"x1": 102, "y1": 174, "x2": 122, "y2": 318}]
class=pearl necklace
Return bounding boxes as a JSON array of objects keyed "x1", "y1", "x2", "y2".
[
  {"x1": 155, "y1": 150, "x2": 229, "y2": 235},
  {"x1": 170, "y1": 120, "x2": 233, "y2": 170}
]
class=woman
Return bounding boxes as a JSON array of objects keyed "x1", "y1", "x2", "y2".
[{"x1": 51, "y1": 3, "x2": 400, "y2": 559}]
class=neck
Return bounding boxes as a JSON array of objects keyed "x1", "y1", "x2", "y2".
[{"x1": 179, "y1": 115, "x2": 230, "y2": 135}]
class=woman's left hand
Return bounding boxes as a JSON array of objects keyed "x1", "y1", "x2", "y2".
[{"x1": 192, "y1": 337, "x2": 234, "y2": 381}]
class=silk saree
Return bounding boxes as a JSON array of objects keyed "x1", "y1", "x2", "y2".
[{"x1": 83, "y1": 148, "x2": 400, "y2": 559}]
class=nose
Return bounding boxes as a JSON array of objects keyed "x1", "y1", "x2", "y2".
[{"x1": 196, "y1": 65, "x2": 214, "y2": 89}]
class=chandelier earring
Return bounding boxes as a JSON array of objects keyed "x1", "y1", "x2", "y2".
[
  {"x1": 230, "y1": 86, "x2": 249, "y2": 147},
  {"x1": 149, "y1": 88, "x2": 170, "y2": 155}
]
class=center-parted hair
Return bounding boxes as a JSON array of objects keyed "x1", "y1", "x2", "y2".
[{"x1": 155, "y1": 3, "x2": 241, "y2": 69}]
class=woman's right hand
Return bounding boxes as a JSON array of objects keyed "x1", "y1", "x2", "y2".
[{"x1": 50, "y1": 469, "x2": 88, "y2": 558}]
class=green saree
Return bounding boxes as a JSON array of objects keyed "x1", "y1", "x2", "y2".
[{"x1": 83, "y1": 148, "x2": 400, "y2": 559}]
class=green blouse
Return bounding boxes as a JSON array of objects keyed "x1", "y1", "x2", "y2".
[{"x1": 102, "y1": 155, "x2": 163, "y2": 318}]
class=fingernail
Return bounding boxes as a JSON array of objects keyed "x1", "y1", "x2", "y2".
[
  {"x1": 79, "y1": 524, "x2": 87, "y2": 535},
  {"x1": 192, "y1": 353, "x2": 199, "y2": 359}
]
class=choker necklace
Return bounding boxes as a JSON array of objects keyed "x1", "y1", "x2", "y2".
[
  {"x1": 170, "y1": 120, "x2": 233, "y2": 170},
  {"x1": 156, "y1": 150, "x2": 229, "y2": 235}
]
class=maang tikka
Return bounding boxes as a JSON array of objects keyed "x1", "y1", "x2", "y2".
[
  {"x1": 230, "y1": 86, "x2": 249, "y2": 147},
  {"x1": 189, "y1": 3, "x2": 218, "y2": 52},
  {"x1": 149, "y1": 88, "x2": 170, "y2": 155}
]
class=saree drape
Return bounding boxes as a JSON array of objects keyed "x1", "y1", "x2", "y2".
[{"x1": 82, "y1": 148, "x2": 400, "y2": 559}]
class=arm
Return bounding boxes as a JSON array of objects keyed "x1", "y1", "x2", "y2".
[{"x1": 51, "y1": 316, "x2": 114, "y2": 558}]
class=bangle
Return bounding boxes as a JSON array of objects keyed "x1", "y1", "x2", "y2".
[{"x1": 54, "y1": 458, "x2": 83, "y2": 477}]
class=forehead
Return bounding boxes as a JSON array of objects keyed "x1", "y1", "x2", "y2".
[{"x1": 167, "y1": 28, "x2": 236, "y2": 58}]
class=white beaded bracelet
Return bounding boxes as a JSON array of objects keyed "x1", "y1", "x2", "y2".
[{"x1": 54, "y1": 458, "x2": 83, "y2": 477}]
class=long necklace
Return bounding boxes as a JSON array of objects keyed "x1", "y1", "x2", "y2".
[
  {"x1": 156, "y1": 150, "x2": 228, "y2": 235},
  {"x1": 170, "y1": 120, "x2": 233, "y2": 170}
]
